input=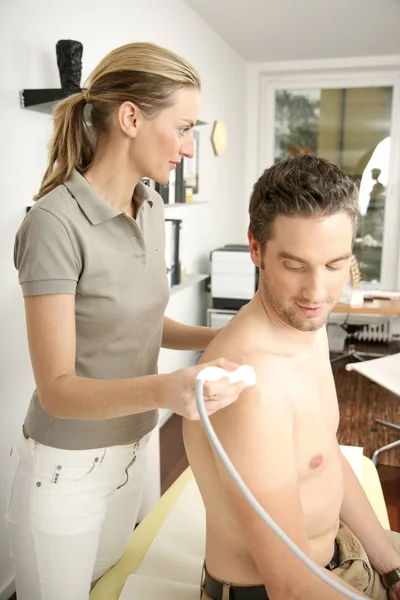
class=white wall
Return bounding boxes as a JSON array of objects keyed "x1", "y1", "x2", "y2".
[{"x1": 0, "y1": 0, "x2": 247, "y2": 596}]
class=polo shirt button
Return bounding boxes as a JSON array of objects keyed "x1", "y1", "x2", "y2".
[{"x1": 155, "y1": 247, "x2": 159, "y2": 253}]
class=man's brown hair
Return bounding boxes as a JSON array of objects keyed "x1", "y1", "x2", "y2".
[{"x1": 249, "y1": 155, "x2": 359, "y2": 247}]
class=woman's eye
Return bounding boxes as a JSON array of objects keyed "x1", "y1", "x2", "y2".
[{"x1": 178, "y1": 127, "x2": 189, "y2": 137}]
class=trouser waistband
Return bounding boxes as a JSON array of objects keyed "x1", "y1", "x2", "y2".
[{"x1": 203, "y1": 540, "x2": 340, "y2": 600}]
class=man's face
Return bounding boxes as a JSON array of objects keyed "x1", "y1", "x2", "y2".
[{"x1": 249, "y1": 214, "x2": 353, "y2": 332}]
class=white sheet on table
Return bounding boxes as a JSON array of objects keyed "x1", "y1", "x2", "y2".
[
  {"x1": 119, "y1": 475, "x2": 205, "y2": 599},
  {"x1": 346, "y1": 353, "x2": 400, "y2": 398},
  {"x1": 340, "y1": 445, "x2": 364, "y2": 481},
  {"x1": 119, "y1": 445, "x2": 363, "y2": 599},
  {"x1": 119, "y1": 576, "x2": 200, "y2": 600}
]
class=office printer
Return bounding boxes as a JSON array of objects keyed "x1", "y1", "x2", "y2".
[{"x1": 210, "y1": 244, "x2": 258, "y2": 310}]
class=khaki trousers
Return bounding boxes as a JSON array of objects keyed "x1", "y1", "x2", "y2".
[{"x1": 201, "y1": 522, "x2": 400, "y2": 600}]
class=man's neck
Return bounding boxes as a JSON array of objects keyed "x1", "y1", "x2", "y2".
[{"x1": 252, "y1": 292, "x2": 318, "y2": 355}]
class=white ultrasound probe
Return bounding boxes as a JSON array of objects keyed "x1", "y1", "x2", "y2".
[{"x1": 195, "y1": 365, "x2": 365, "y2": 600}]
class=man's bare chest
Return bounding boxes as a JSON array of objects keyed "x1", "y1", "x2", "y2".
[{"x1": 283, "y1": 358, "x2": 339, "y2": 478}]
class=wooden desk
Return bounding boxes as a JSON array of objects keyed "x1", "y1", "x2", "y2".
[{"x1": 333, "y1": 298, "x2": 400, "y2": 315}]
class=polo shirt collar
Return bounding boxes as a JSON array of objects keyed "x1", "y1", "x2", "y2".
[{"x1": 64, "y1": 169, "x2": 153, "y2": 225}]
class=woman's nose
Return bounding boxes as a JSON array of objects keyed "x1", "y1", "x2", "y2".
[{"x1": 181, "y1": 136, "x2": 195, "y2": 159}]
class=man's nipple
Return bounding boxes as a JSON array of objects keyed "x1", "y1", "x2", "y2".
[{"x1": 309, "y1": 454, "x2": 323, "y2": 469}]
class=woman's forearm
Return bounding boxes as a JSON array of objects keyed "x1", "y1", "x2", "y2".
[{"x1": 42, "y1": 372, "x2": 169, "y2": 420}]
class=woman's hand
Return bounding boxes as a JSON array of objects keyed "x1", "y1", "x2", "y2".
[{"x1": 163, "y1": 358, "x2": 246, "y2": 420}]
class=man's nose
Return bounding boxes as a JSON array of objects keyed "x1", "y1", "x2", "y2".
[{"x1": 301, "y1": 272, "x2": 326, "y2": 303}]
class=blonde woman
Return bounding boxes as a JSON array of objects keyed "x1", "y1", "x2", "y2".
[{"x1": 6, "y1": 42, "x2": 244, "y2": 600}]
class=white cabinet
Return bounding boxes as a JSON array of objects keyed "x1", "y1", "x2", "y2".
[{"x1": 207, "y1": 308, "x2": 237, "y2": 328}]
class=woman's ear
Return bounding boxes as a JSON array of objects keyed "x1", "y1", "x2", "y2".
[
  {"x1": 117, "y1": 101, "x2": 141, "y2": 139},
  {"x1": 248, "y1": 230, "x2": 261, "y2": 267}
]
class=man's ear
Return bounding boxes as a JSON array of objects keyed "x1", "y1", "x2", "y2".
[
  {"x1": 248, "y1": 230, "x2": 261, "y2": 267},
  {"x1": 117, "y1": 101, "x2": 142, "y2": 139}
]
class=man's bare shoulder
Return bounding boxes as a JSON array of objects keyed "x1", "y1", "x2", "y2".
[
  {"x1": 200, "y1": 304, "x2": 326, "y2": 427},
  {"x1": 202, "y1": 302, "x2": 310, "y2": 380},
  {"x1": 202, "y1": 302, "x2": 272, "y2": 366},
  {"x1": 195, "y1": 345, "x2": 297, "y2": 494},
  {"x1": 203, "y1": 343, "x2": 296, "y2": 437}
]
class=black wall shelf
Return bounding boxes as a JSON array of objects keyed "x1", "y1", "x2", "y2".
[
  {"x1": 20, "y1": 88, "x2": 208, "y2": 126},
  {"x1": 20, "y1": 88, "x2": 82, "y2": 114}
]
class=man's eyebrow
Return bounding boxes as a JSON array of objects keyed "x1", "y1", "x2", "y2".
[{"x1": 278, "y1": 252, "x2": 352, "y2": 264}]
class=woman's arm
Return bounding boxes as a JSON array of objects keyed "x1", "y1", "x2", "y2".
[
  {"x1": 25, "y1": 295, "x2": 242, "y2": 421},
  {"x1": 161, "y1": 316, "x2": 220, "y2": 350}
]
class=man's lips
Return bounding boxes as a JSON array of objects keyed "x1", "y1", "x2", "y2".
[{"x1": 295, "y1": 303, "x2": 324, "y2": 316}]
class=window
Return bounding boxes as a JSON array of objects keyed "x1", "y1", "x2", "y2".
[{"x1": 273, "y1": 86, "x2": 393, "y2": 283}]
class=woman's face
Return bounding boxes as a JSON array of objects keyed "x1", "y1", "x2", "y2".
[{"x1": 133, "y1": 87, "x2": 200, "y2": 184}]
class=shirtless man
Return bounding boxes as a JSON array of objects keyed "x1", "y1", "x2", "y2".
[{"x1": 183, "y1": 155, "x2": 400, "y2": 600}]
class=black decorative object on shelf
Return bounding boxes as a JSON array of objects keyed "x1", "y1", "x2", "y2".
[
  {"x1": 56, "y1": 39, "x2": 83, "y2": 90},
  {"x1": 20, "y1": 39, "x2": 84, "y2": 113}
]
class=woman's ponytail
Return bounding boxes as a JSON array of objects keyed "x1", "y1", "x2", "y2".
[{"x1": 34, "y1": 92, "x2": 93, "y2": 200}]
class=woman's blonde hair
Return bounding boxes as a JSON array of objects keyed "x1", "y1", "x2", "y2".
[{"x1": 35, "y1": 42, "x2": 201, "y2": 199}]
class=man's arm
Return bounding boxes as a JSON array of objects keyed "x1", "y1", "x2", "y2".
[
  {"x1": 338, "y1": 447, "x2": 400, "y2": 575},
  {"x1": 209, "y1": 359, "x2": 367, "y2": 600},
  {"x1": 161, "y1": 316, "x2": 220, "y2": 350},
  {"x1": 321, "y1": 324, "x2": 400, "y2": 584}
]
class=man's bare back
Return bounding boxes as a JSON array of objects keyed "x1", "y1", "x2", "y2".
[{"x1": 183, "y1": 294, "x2": 345, "y2": 586}]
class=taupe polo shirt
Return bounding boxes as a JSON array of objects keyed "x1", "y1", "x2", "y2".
[{"x1": 14, "y1": 169, "x2": 170, "y2": 450}]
